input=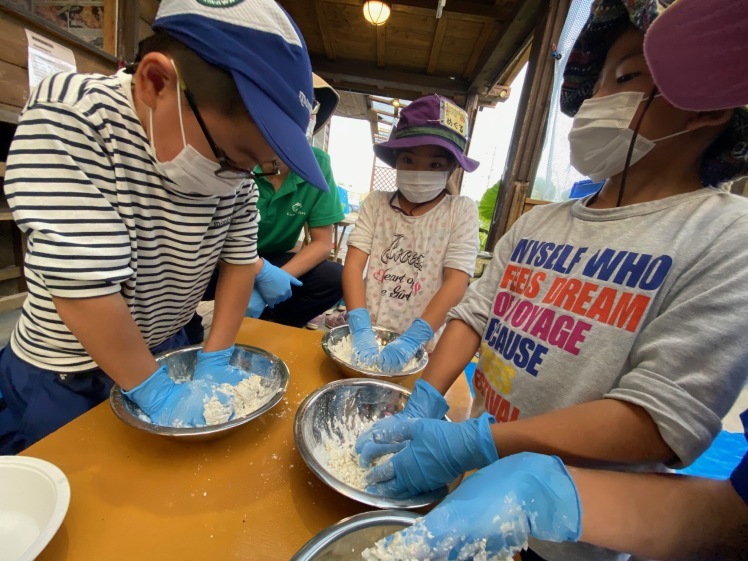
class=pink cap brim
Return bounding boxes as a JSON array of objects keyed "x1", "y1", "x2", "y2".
[{"x1": 644, "y1": 0, "x2": 748, "y2": 111}]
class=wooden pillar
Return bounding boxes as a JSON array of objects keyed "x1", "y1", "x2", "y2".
[
  {"x1": 453, "y1": 92, "x2": 480, "y2": 194},
  {"x1": 485, "y1": 0, "x2": 572, "y2": 251},
  {"x1": 117, "y1": 0, "x2": 141, "y2": 61}
]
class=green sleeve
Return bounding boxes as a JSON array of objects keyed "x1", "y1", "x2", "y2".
[{"x1": 307, "y1": 147, "x2": 346, "y2": 228}]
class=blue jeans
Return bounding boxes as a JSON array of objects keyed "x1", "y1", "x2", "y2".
[{"x1": 0, "y1": 329, "x2": 189, "y2": 454}]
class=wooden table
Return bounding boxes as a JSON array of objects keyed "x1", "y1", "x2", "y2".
[{"x1": 22, "y1": 319, "x2": 472, "y2": 561}]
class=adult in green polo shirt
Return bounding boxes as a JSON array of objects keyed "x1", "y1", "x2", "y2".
[{"x1": 247, "y1": 147, "x2": 345, "y2": 326}]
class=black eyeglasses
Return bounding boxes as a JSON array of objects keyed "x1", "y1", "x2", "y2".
[{"x1": 178, "y1": 76, "x2": 279, "y2": 181}]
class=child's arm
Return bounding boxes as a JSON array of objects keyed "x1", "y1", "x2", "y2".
[
  {"x1": 573, "y1": 465, "x2": 748, "y2": 560},
  {"x1": 420, "y1": 319, "x2": 482, "y2": 393},
  {"x1": 342, "y1": 193, "x2": 377, "y2": 311},
  {"x1": 54, "y1": 294, "x2": 159, "y2": 390},
  {"x1": 418, "y1": 267, "x2": 470, "y2": 332},
  {"x1": 203, "y1": 260, "x2": 255, "y2": 352},
  {"x1": 206, "y1": 182, "x2": 260, "y2": 350},
  {"x1": 341, "y1": 246, "x2": 369, "y2": 310},
  {"x1": 490, "y1": 398, "x2": 676, "y2": 465}
]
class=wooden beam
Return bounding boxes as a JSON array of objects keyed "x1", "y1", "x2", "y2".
[
  {"x1": 451, "y1": 92, "x2": 480, "y2": 193},
  {"x1": 0, "y1": 266, "x2": 21, "y2": 282},
  {"x1": 138, "y1": 0, "x2": 159, "y2": 24},
  {"x1": 376, "y1": 23, "x2": 386, "y2": 68},
  {"x1": 396, "y1": 0, "x2": 510, "y2": 20},
  {"x1": 311, "y1": 56, "x2": 470, "y2": 97},
  {"x1": 315, "y1": 1, "x2": 336, "y2": 61},
  {"x1": 463, "y1": 20, "x2": 493, "y2": 79},
  {"x1": 0, "y1": 292, "x2": 26, "y2": 313},
  {"x1": 469, "y1": 0, "x2": 542, "y2": 95},
  {"x1": 103, "y1": 0, "x2": 117, "y2": 56},
  {"x1": 327, "y1": 0, "x2": 510, "y2": 22},
  {"x1": 118, "y1": 0, "x2": 140, "y2": 60},
  {"x1": 486, "y1": 0, "x2": 572, "y2": 249},
  {"x1": 427, "y1": 17, "x2": 448, "y2": 75},
  {"x1": 0, "y1": 103, "x2": 19, "y2": 124}
]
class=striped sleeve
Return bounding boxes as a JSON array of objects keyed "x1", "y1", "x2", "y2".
[
  {"x1": 219, "y1": 182, "x2": 259, "y2": 265},
  {"x1": 4, "y1": 102, "x2": 133, "y2": 298}
]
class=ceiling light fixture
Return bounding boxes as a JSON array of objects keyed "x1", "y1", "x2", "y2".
[{"x1": 363, "y1": 1, "x2": 392, "y2": 26}]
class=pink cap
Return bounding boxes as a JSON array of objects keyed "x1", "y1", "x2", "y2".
[{"x1": 643, "y1": 0, "x2": 748, "y2": 111}]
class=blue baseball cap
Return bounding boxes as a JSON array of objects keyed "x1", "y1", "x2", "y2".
[{"x1": 153, "y1": 0, "x2": 328, "y2": 191}]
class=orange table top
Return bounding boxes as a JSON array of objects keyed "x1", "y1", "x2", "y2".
[{"x1": 21, "y1": 319, "x2": 472, "y2": 561}]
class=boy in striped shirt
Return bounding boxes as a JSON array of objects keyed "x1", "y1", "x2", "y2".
[{"x1": 0, "y1": 0, "x2": 329, "y2": 453}]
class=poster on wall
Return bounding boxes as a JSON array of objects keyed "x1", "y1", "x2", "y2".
[
  {"x1": 32, "y1": 1, "x2": 105, "y2": 49},
  {"x1": 25, "y1": 28, "x2": 77, "y2": 88}
]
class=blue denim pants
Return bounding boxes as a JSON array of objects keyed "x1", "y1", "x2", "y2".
[{"x1": 0, "y1": 329, "x2": 189, "y2": 454}]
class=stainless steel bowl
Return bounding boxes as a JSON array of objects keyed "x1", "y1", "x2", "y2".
[
  {"x1": 294, "y1": 378, "x2": 450, "y2": 509},
  {"x1": 321, "y1": 325, "x2": 428, "y2": 382},
  {"x1": 290, "y1": 510, "x2": 418, "y2": 561},
  {"x1": 110, "y1": 344, "x2": 289, "y2": 441}
]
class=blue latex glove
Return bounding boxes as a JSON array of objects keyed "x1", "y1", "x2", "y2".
[
  {"x1": 364, "y1": 413, "x2": 499, "y2": 498},
  {"x1": 355, "y1": 379, "x2": 448, "y2": 467},
  {"x1": 377, "y1": 318, "x2": 433, "y2": 373},
  {"x1": 123, "y1": 365, "x2": 229, "y2": 427},
  {"x1": 254, "y1": 260, "x2": 302, "y2": 307},
  {"x1": 245, "y1": 290, "x2": 268, "y2": 318},
  {"x1": 347, "y1": 308, "x2": 380, "y2": 368},
  {"x1": 192, "y1": 345, "x2": 247, "y2": 385},
  {"x1": 372, "y1": 453, "x2": 582, "y2": 560}
]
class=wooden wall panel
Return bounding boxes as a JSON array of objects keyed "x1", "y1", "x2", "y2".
[
  {"x1": 138, "y1": 0, "x2": 159, "y2": 24},
  {"x1": 0, "y1": 59, "x2": 30, "y2": 109},
  {"x1": 384, "y1": 47, "x2": 430, "y2": 70},
  {"x1": 138, "y1": 17, "x2": 152, "y2": 42}
]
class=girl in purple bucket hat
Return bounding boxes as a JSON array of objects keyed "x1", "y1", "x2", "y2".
[{"x1": 339, "y1": 94, "x2": 481, "y2": 377}]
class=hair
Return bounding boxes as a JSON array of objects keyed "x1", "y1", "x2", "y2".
[{"x1": 128, "y1": 30, "x2": 246, "y2": 117}]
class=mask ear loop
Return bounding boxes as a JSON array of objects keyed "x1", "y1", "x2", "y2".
[{"x1": 617, "y1": 86, "x2": 658, "y2": 207}]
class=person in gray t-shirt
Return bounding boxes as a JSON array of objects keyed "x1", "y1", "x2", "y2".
[{"x1": 355, "y1": 1, "x2": 748, "y2": 560}]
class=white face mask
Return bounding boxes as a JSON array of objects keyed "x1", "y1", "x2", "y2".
[
  {"x1": 149, "y1": 62, "x2": 245, "y2": 197},
  {"x1": 568, "y1": 91, "x2": 690, "y2": 182},
  {"x1": 395, "y1": 170, "x2": 449, "y2": 203}
]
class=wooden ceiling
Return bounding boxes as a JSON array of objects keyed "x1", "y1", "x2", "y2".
[{"x1": 279, "y1": 0, "x2": 542, "y2": 106}]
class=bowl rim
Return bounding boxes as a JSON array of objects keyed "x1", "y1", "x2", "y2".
[
  {"x1": 293, "y1": 378, "x2": 449, "y2": 509},
  {"x1": 109, "y1": 343, "x2": 290, "y2": 437},
  {"x1": 289, "y1": 509, "x2": 419, "y2": 561},
  {"x1": 0, "y1": 456, "x2": 71, "y2": 561},
  {"x1": 321, "y1": 325, "x2": 428, "y2": 379}
]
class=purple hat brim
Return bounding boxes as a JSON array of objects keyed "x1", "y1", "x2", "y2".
[{"x1": 373, "y1": 135, "x2": 480, "y2": 173}]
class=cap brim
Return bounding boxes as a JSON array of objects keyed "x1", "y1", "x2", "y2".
[
  {"x1": 313, "y1": 87, "x2": 338, "y2": 132},
  {"x1": 374, "y1": 136, "x2": 480, "y2": 173},
  {"x1": 644, "y1": 0, "x2": 748, "y2": 111},
  {"x1": 232, "y1": 70, "x2": 329, "y2": 192}
]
